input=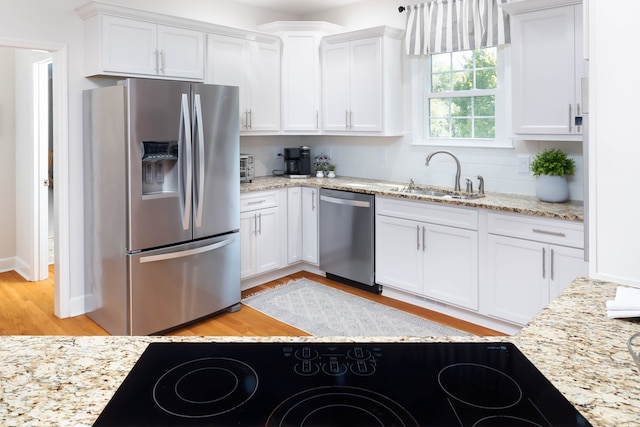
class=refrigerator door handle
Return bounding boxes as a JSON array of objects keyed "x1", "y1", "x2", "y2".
[
  {"x1": 179, "y1": 93, "x2": 193, "y2": 231},
  {"x1": 139, "y1": 238, "x2": 235, "y2": 264},
  {"x1": 193, "y1": 93, "x2": 205, "y2": 228}
]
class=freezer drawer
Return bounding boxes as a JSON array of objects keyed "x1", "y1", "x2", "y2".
[{"x1": 128, "y1": 233, "x2": 240, "y2": 335}]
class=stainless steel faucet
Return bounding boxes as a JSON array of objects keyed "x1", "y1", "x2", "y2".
[{"x1": 425, "y1": 150, "x2": 461, "y2": 191}]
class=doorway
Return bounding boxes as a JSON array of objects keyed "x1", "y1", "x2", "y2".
[{"x1": 0, "y1": 38, "x2": 70, "y2": 318}]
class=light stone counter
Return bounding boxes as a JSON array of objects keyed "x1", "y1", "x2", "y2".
[
  {"x1": 241, "y1": 176, "x2": 584, "y2": 222},
  {"x1": 1, "y1": 278, "x2": 638, "y2": 426}
]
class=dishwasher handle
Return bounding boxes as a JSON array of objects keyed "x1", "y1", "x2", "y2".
[{"x1": 320, "y1": 194, "x2": 371, "y2": 208}]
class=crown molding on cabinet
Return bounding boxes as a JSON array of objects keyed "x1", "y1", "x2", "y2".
[
  {"x1": 257, "y1": 21, "x2": 344, "y2": 34},
  {"x1": 501, "y1": 0, "x2": 581, "y2": 15},
  {"x1": 321, "y1": 25, "x2": 404, "y2": 44},
  {"x1": 75, "y1": 1, "x2": 280, "y2": 44}
]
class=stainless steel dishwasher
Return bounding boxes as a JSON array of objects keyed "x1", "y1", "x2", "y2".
[{"x1": 319, "y1": 189, "x2": 380, "y2": 293}]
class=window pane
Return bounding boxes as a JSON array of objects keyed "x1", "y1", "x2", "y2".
[
  {"x1": 475, "y1": 47, "x2": 496, "y2": 68},
  {"x1": 474, "y1": 96, "x2": 495, "y2": 116},
  {"x1": 431, "y1": 53, "x2": 451, "y2": 73},
  {"x1": 452, "y1": 70, "x2": 473, "y2": 91},
  {"x1": 474, "y1": 118, "x2": 495, "y2": 138},
  {"x1": 451, "y1": 97, "x2": 472, "y2": 116},
  {"x1": 430, "y1": 98, "x2": 450, "y2": 117},
  {"x1": 432, "y1": 72, "x2": 451, "y2": 92},
  {"x1": 430, "y1": 118, "x2": 451, "y2": 137},
  {"x1": 452, "y1": 118, "x2": 472, "y2": 138},
  {"x1": 452, "y1": 50, "x2": 472, "y2": 71},
  {"x1": 476, "y1": 69, "x2": 497, "y2": 89}
]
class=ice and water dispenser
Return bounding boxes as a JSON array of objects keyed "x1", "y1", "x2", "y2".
[{"x1": 141, "y1": 141, "x2": 179, "y2": 197}]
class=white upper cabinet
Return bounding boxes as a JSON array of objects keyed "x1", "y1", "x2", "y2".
[
  {"x1": 207, "y1": 33, "x2": 281, "y2": 133},
  {"x1": 321, "y1": 27, "x2": 403, "y2": 136},
  {"x1": 505, "y1": 0, "x2": 586, "y2": 140},
  {"x1": 78, "y1": 10, "x2": 204, "y2": 80}
]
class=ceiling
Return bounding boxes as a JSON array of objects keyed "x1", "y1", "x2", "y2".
[{"x1": 232, "y1": 0, "x2": 365, "y2": 15}]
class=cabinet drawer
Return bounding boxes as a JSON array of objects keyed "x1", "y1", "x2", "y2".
[
  {"x1": 376, "y1": 196, "x2": 478, "y2": 230},
  {"x1": 240, "y1": 191, "x2": 279, "y2": 212},
  {"x1": 488, "y1": 213, "x2": 583, "y2": 248}
]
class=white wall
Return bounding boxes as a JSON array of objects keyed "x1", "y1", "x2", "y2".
[
  {"x1": 589, "y1": 0, "x2": 640, "y2": 287},
  {"x1": 0, "y1": 47, "x2": 16, "y2": 270}
]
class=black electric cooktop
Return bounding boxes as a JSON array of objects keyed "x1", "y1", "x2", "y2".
[{"x1": 93, "y1": 342, "x2": 592, "y2": 426}]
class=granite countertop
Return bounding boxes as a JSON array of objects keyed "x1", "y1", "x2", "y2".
[
  {"x1": 242, "y1": 176, "x2": 585, "y2": 222},
  {"x1": 1, "y1": 278, "x2": 639, "y2": 426}
]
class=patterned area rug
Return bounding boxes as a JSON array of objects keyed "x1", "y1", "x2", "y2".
[{"x1": 242, "y1": 278, "x2": 471, "y2": 337}]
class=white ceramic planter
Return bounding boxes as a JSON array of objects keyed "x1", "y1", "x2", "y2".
[
  {"x1": 316, "y1": 171, "x2": 324, "y2": 178},
  {"x1": 327, "y1": 171, "x2": 336, "y2": 178},
  {"x1": 536, "y1": 174, "x2": 569, "y2": 203}
]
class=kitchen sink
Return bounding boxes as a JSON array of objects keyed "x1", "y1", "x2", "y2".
[{"x1": 392, "y1": 186, "x2": 484, "y2": 200}]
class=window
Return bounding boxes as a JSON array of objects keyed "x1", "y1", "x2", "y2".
[{"x1": 413, "y1": 46, "x2": 510, "y2": 147}]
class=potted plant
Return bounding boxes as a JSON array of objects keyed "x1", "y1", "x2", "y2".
[
  {"x1": 530, "y1": 148, "x2": 576, "y2": 203},
  {"x1": 315, "y1": 164, "x2": 325, "y2": 178},
  {"x1": 327, "y1": 164, "x2": 336, "y2": 178}
]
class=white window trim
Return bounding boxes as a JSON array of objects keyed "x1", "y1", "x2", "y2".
[{"x1": 411, "y1": 45, "x2": 513, "y2": 149}]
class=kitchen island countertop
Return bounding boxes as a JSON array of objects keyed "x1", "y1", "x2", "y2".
[
  {"x1": 241, "y1": 175, "x2": 584, "y2": 222},
  {"x1": 1, "y1": 277, "x2": 639, "y2": 426}
]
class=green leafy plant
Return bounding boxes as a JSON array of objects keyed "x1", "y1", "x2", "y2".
[
  {"x1": 315, "y1": 165, "x2": 324, "y2": 172},
  {"x1": 530, "y1": 149, "x2": 576, "y2": 177},
  {"x1": 328, "y1": 164, "x2": 336, "y2": 171}
]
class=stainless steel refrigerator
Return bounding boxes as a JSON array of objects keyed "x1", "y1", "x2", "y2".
[{"x1": 83, "y1": 78, "x2": 240, "y2": 335}]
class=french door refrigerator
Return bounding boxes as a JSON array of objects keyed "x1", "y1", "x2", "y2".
[{"x1": 83, "y1": 78, "x2": 240, "y2": 335}]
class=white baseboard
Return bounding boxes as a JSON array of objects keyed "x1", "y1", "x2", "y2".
[
  {"x1": 381, "y1": 286, "x2": 522, "y2": 335},
  {"x1": 241, "y1": 263, "x2": 324, "y2": 291},
  {"x1": 0, "y1": 257, "x2": 15, "y2": 273}
]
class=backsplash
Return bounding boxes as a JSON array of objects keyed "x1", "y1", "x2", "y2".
[{"x1": 241, "y1": 135, "x2": 584, "y2": 201}]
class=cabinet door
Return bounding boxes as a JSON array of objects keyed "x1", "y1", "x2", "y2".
[
  {"x1": 375, "y1": 215, "x2": 423, "y2": 294},
  {"x1": 511, "y1": 6, "x2": 577, "y2": 135},
  {"x1": 349, "y1": 37, "x2": 382, "y2": 132},
  {"x1": 423, "y1": 224, "x2": 478, "y2": 310},
  {"x1": 549, "y1": 245, "x2": 587, "y2": 300},
  {"x1": 157, "y1": 25, "x2": 204, "y2": 80},
  {"x1": 240, "y1": 211, "x2": 256, "y2": 278},
  {"x1": 287, "y1": 187, "x2": 302, "y2": 264},
  {"x1": 322, "y1": 41, "x2": 351, "y2": 131},
  {"x1": 206, "y1": 34, "x2": 248, "y2": 128},
  {"x1": 247, "y1": 40, "x2": 281, "y2": 131},
  {"x1": 255, "y1": 207, "x2": 281, "y2": 274},
  {"x1": 302, "y1": 187, "x2": 319, "y2": 265},
  {"x1": 487, "y1": 234, "x2": 548, "y2": 325},
  {"x1": 282, "y1": 32, "x2": 321, "y2": 132},
  {"x1": 101, "y1": 15, "x2": 158, "y2": 75}
]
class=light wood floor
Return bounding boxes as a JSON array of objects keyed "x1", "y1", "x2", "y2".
[{"x1": 0, "y1": 266, "x2": 505, "y2": 337}]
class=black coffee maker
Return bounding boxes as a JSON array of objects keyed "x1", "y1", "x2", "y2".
[{"x1": 283, "y1": 146, "x2": 311, "y2": 178}]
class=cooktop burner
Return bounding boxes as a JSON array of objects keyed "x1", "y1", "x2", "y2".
[{"x1": 93, "y1": 342, "x2": 592, "y2": 426}]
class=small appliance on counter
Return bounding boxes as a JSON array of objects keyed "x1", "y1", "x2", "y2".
[
  {"x1": 92, "y1": 341, "x2": 593, "y2": 426},
  {"x1": 284, "y1": 146, "x2": 311, "y2": 178},
  {"x1": 240, "y1": 154, "x2": 254, "y2": 183}
]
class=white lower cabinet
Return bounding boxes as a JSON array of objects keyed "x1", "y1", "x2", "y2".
[
  {"x1": 375, "y1": 197, "x2": 479, "y2": 310},
  {"x1": 286, "y1": 187, "x2": 319, "y2": 266},
  {"x1": 486, "y1": 213, "x2": 587, "y2": 325},
  {"x1": 301, "y1": 187, "x2": 319, "y2": 265},
  {"x1": 240, "y1": 191, "x2": 282, "y2": 279}
]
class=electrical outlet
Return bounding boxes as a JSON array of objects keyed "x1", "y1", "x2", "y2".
[
  {"x1": 274, "y1": 147, "x2": 282, "y2": 159},
  {"x1": 378, "y1": 148, "x2": 387, "y2": 164},
  {"x1": 517, "y1": 155, "x2": 531, "y2": 174}
]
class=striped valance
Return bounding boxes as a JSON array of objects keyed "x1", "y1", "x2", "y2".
[{"x1": 403, "y1": 0, "x2": 511, "y2": 55}]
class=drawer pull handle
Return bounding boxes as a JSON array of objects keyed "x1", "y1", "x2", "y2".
[
  {"x1": 532, "y1": 228, "x2": 565, "y2": 237},
  {"x1": 248, "y1": 200, "x2": 267, "y2": 205}
]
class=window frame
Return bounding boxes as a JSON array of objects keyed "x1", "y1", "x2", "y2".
[{"x1": 411, "y1": 45, "x2": 512, "y2": 148}]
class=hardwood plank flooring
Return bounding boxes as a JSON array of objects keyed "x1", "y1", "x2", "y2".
[{"x1": 0, "y1": 266, "x2": 505, "y2": 337}]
